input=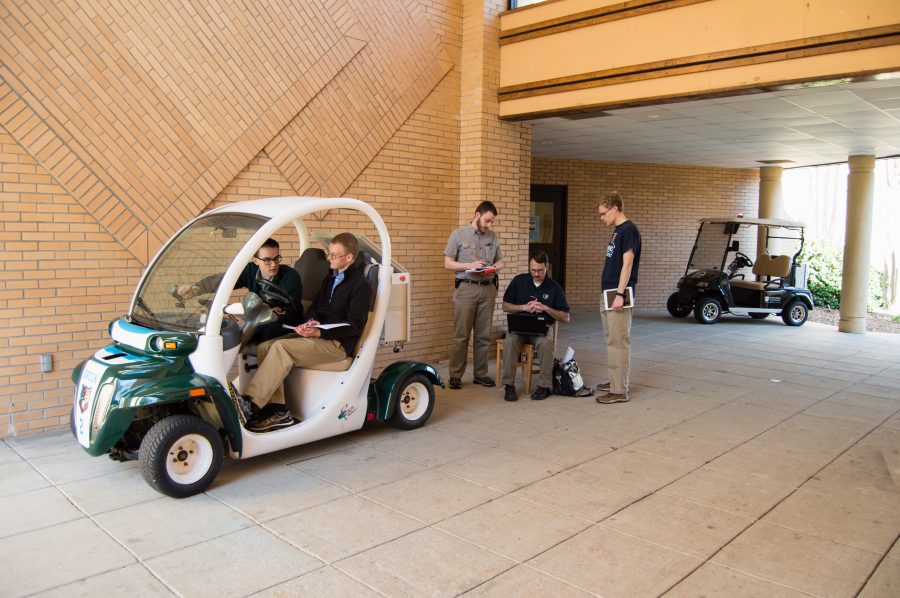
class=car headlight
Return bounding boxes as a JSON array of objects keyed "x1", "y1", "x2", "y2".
[{"x1": 90, "y1": 383, "x2": 115, "y2": 439}]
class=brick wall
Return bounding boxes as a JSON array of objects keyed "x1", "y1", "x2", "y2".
[
  {"x1": 0, "y1": 125, "x2": 144, "y2": 435},
  {"x1": 533, "y1": 158, "x2": 760, "y2": 309},
  {"x1": 0, "y1": 0, "x2": 537, "y2": 436}
]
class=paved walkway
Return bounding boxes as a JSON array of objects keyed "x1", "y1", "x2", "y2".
[{"x1": 2, "y1": 310, "x2": 899, "y2": 597}]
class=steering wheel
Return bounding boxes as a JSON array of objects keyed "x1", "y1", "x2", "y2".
[
  {"x1": 255, "y1": 278, "x2": 294, "y2": 311},
  {"x1": 727, "y1": 252, "x2": 754, "y2": 279}
]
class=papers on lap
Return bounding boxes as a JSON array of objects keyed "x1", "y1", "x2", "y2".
[{"x1": 283, "y1": 323, "x2": 349, "y2": 330}]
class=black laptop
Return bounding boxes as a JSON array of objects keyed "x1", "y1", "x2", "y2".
[{"x1": 507, "y1": 313, "x2": 551, "y2": 336}]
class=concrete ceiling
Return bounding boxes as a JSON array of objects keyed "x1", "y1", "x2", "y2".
[{"x1": 529, "y1": 75, "x2": 900, "y2": 169}]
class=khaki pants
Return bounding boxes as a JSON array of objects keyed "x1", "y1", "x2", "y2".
[
  {"x1": 450, "y1": 281, "x2": 497, "y2": 379},
  {"x1": 244, "y1": 336, "x2": 346, "y2": 408},
  {"x1": 500, "y1": 327, "x2": 555, "y2": 389},
  {"x1": 600, "y1": 307, "x2": 632, "y2": 394}
]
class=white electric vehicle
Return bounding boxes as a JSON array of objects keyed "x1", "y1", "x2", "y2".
[{"x1": 71, "y1": 197, "x2": 442, "y2": 497}]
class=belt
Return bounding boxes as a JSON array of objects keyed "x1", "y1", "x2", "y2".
[{"x1": 459, "y1": 278, "x2": 493, "y2": 286}]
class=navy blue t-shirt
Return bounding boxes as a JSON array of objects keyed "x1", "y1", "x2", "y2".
[
  {"x1": 601, "y1": 219, "x2": 641, "y2": 292},
  {"x1": 503, "y1": 273, "x2": 570, "y2": 321}
]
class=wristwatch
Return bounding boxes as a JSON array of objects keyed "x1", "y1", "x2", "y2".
[{"x1": 615, "y1": 291, "x2": 625, "y2": 297}]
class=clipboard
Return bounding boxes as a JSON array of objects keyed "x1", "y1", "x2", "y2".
[{"x1": 603, "y1": 287, "x2": 634, "y2": 310}]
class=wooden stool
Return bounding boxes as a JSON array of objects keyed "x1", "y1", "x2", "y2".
[{"x1": 495, "y1": 322, "x2": 558, "y2": 394}]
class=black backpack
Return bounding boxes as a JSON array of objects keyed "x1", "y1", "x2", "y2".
[{"x1": 552, "y1": 358, "x2": 593, "y2": 397}]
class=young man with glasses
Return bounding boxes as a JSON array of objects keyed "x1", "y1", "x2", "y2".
[
  {"x1": 596, "y1": 191, "x2": 641, "y2": 404},
  {"x1": 238, "y1": 233, "x2": 371, "y2": 432},
  {"x1": 177, "y1": 237, "x2": 303, "y2": 343},
  {"x1": 444, "y1": 200, "x2": 505, "y2": 390}
]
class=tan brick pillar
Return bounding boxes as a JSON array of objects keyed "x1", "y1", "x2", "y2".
[
  {"x1": 839, "y1": 155, "x2": 876, "y2": 333},
  {"x1": 757, "y1": 166, "x2": 783, "y2": 258},
  {"x1": 459, "y1": 0, "x2": 532, "y2": 340}
]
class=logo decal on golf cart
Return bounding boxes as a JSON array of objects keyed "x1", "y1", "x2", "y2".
[{"x1": 338, "y1": 404, "x2": 357, "y2": 420}]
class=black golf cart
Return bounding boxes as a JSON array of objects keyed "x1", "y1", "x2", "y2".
[{"x1": 667, "y1": 217, "x2": 814, "y2": 326}]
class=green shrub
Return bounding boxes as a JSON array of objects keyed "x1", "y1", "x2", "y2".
[
  {"x1": 798, "y1": 241, "x2": 887, "y2": 310},
  {"x1": 799, "y1": 241, "x2": 842, "y2": 309}
]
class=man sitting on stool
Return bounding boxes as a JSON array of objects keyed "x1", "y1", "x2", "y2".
[{"x1": 501, "y1": 251, "x2": 570, "y2": 401}]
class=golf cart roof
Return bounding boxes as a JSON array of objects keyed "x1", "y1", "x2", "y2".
[
  {"x1": 700, "y1": 216, "x2": 806, "y2": 228},
  {"x1": 207, "y1": 196, "x2": 334, "y2": 218}
]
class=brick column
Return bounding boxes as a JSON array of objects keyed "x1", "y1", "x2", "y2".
[{"x1": 459, "y1": 0, "x2": 532, "y2": 332}]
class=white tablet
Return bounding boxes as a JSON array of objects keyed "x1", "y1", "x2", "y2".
[{"x1": 603, "y1": 287, "x2": 634, "y2": 310}]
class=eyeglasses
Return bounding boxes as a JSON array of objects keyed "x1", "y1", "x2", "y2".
[
  {"x1": 327, "y1": 252, "x2": 350, "y2": 260},
  {"x1": 256, "y1": 255, "x2": 282, "y2": 264}
]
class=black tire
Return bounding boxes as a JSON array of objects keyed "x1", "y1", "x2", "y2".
[
  {"x1": 139, "y1": 414, "x2": 223, "y2": 498},
  {"x1": 666, "y1": 293, "x2": 691, "y2": 318},
  {"x1": 781, "y1": 300, "x2": 809, "y2": 326},
  {"x1": 694, "y1": 297, "x2": 722, "y2": 325},
  {"x1": 749, "y1": 312, "x2": 769, "y2": 320},
  {"x1": 387, "y1": 374, "x2": 435, "y2": 430}
]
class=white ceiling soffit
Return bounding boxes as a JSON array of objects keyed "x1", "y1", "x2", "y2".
[{"x1": 529, "y1": 76, "x2": 900, "y2": 169}]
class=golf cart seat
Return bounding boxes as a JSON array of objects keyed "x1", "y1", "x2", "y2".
[
  {"x1": 730, "y1": 254, "x2": 791, "y2": 291},
  {"x1": 295, "y1": 258, "x2": 380, "y2": 372},
  {"x1": 294, "y1": 247, "x2": 330, "y2": 311}
]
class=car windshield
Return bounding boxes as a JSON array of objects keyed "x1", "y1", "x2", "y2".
[{"x1": 132, "y1": 213, "x2": 267, "y2": 331}]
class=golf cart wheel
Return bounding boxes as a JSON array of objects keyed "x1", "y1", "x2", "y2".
[
  {"x1": 749, "y1": 313, "x2": 769, "y2": 320},
  {"x1": 781, "y1": 300, "x2": 809, "y2": 326},
  {"x1": 388, "y1": 374, "x2": 435, "y2": 430},
  {"x1": 694, "y1": 297, "x2": 722, "y2": 325},
  {"x1": 666, "y1": 293, "x2": 691, "y2": 318},
  {"x1": 139, "y1": 414, "x2": 223, "y2": 498}
]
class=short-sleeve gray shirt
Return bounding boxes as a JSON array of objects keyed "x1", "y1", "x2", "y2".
[{"x1": 445, "y1": 224, "x2": 503, "y2": 281}]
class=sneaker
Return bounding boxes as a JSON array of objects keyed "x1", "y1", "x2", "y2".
[
  {"x1": 504, "y1": 385, "x2": 518, "y2": 402},
  {"x1": 247, "y1": 406, "x2": 294, "y2": 432},
  {"x1": 595, "y1": 381, "x2": 611, "y2": 393},
  {"x1": 236, "y1": 394, "x2": 256, "y2": 423},
  {"x1": 530, "y1": 386, "x2": 550, "y2": 401},
  {"x1": 595, "y1": 392, "x2": 629, "y2": 404},
  {"x1": 473, "y1": 376, "x2": 496, "y2": 388},
  {"x1": 448, "y1": 377, "x2": 462, "y2": 390}
]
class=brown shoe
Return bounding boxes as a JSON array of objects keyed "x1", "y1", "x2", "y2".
[{"x1": 596, "y1": 392, "x2": 629, "y2": 404}]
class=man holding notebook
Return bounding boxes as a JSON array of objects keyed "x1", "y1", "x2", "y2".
[
  {"x1": 597, "y1": 191, "x2": 641, "y2": 404},
  {"x1": 239, "y1": 233, "x2": 371, "y2": 432},
  {"x1": 500, "y1": 251, "x2": 570, "y2": 402}
]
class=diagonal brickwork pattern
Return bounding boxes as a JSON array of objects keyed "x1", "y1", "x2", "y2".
[
  {"x1": 0, "y1": 0, "x2": 364, "y2": 261},
  {"x1": 0, "y1": 1, "x2": 474, "y2": 436},
  {"x1": 268, "y1": 0, "x2": 454, "y2": 198}
]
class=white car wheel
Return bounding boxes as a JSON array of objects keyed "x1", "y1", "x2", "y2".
[
  {"x1": 140, "y1": 414, "x2": 223, "y2": 498},
  {"x1": 388, "y1": 374, "x2": 435, "y2": 430},
  {"x1": 165, "y1": 433, "x2": 215, "y2": 485}
]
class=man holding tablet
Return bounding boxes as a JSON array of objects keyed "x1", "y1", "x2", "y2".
[{"x1": 596, "y1": 191, "x2": 641, "y2": 404}]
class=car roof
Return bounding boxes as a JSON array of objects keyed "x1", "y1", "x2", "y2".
[{"x1": 701, "y1": 216, "x2": 806, "y2": 228}]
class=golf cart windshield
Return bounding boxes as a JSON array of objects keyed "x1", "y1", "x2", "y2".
[
  {"x1": 688, "y1": 221, "x2": 736, "y2": 272},
  {"x1": 131, "y1": 213, "x2": 267, "y2": 331}
]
